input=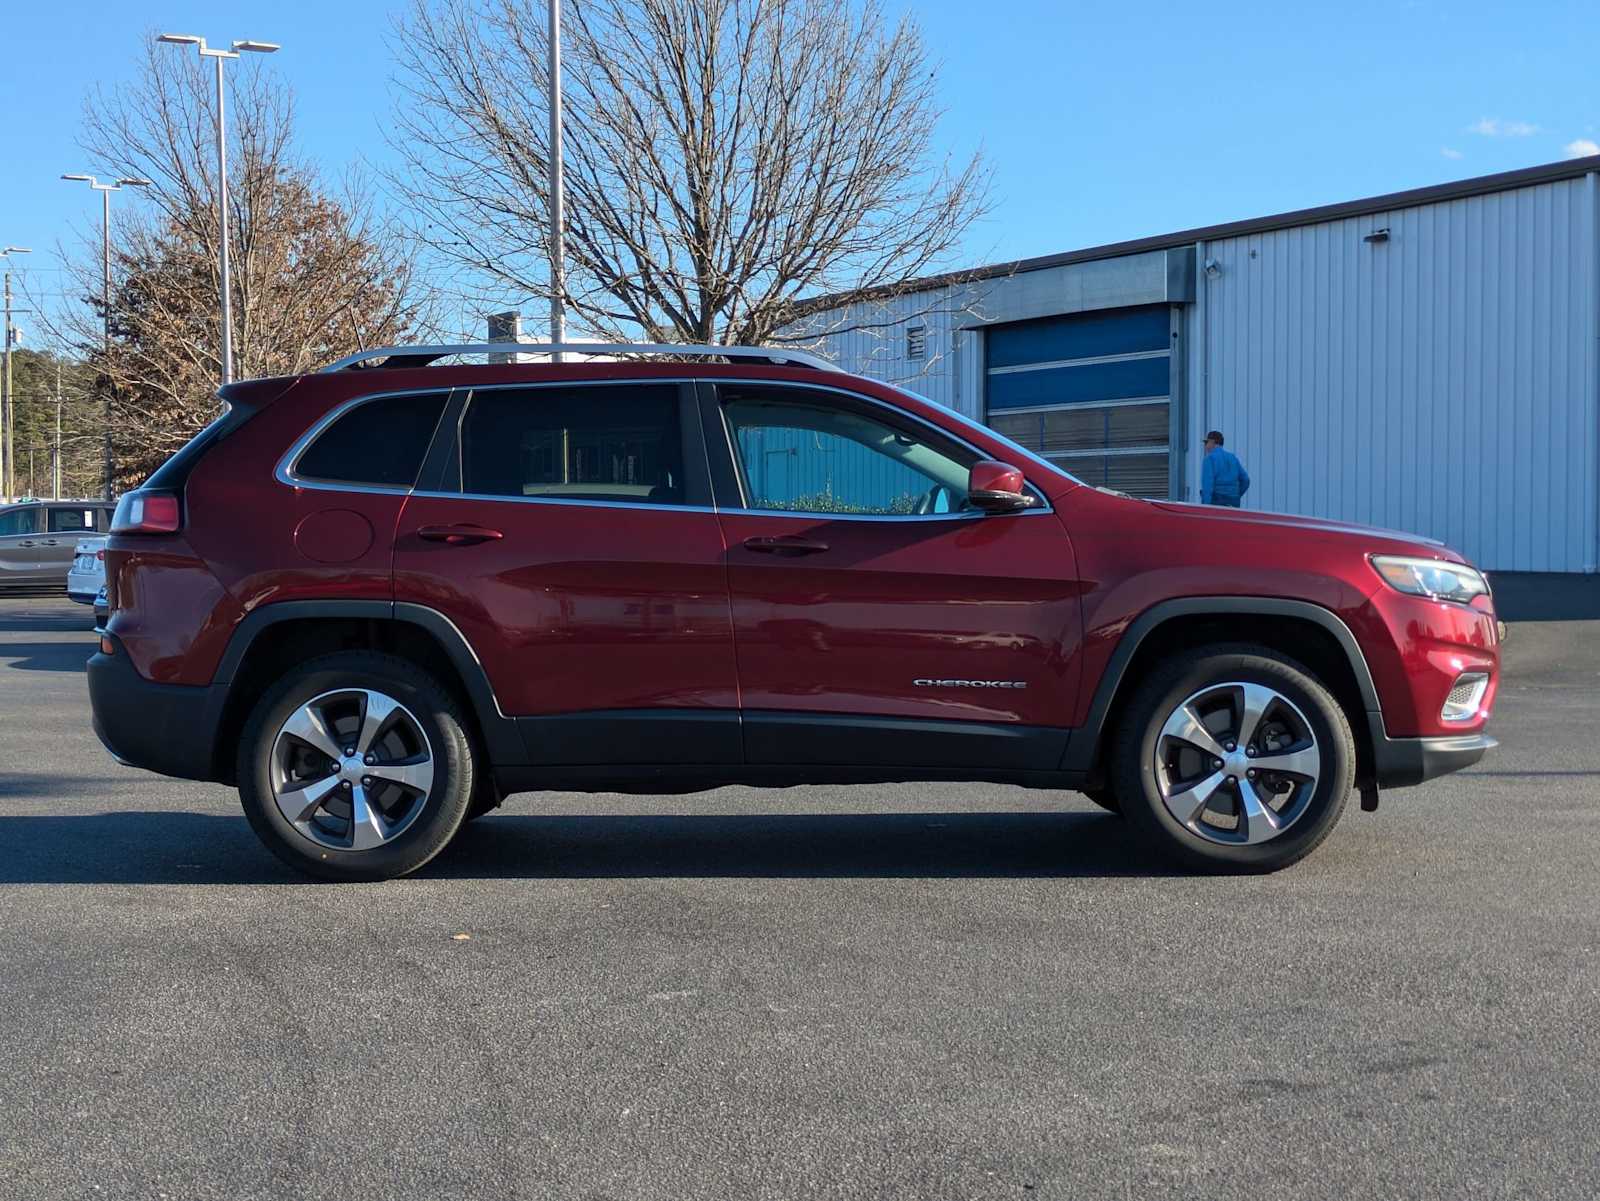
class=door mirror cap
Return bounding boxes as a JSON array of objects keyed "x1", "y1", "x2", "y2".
[{"x1": 967, "y1": 460, "x2": 1034, "y2": 513}]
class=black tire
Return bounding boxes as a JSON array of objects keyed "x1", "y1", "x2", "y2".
[
  {"x1": 236, "y1": 651, "x2": 478, "y2": 881},
  {"x1": 1111, "y1": 643, "x2": 1354, "y2": 873},
  {"x1": 1080, "y1": 788, "x2": 1123, "y2": 815}
]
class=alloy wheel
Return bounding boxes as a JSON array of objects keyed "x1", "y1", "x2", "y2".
[
  {"x1": 1153, "y1": 681, "x2": 1322, "y2": 846},
  {"x1": 269, "y1": 688, "x2": 435, "y2": 852}
]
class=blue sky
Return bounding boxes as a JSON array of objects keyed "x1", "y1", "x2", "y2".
[{"x1": 3, "y1": 0, "x2": 1598, "y2": 339}]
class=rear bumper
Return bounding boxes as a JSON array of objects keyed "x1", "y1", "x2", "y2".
[
  {"x1": 1368, "y1": 716, "x2": 1496, "y2": 788},
  {"x1": 87, "y1": 636, "x2": 226, "y2": 782}
]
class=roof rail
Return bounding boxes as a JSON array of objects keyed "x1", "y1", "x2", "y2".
[{"x1": 319, "y1": 342, "x2": 842, "y2": 374}]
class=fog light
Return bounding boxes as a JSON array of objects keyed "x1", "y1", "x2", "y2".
[{"x1": 1441, "y1": 673, "x2": 1489, "y2": 722}]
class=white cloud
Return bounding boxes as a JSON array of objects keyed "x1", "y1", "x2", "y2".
[
  {"x1": 1468, "y1": 117, "x2": 1540, "y2": 137},
  {"x1": 1441, "y1": 146, "x2": 1464, "y2": 160},
  {"x1": 1564, "y1": 138, "x2": 1600, "y2": 158}
]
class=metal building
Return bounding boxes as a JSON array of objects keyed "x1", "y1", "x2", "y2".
[{"x1": 787, "y1": 156, "x2": 1600, "y2": 592}]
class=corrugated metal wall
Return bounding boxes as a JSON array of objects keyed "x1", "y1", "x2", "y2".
[
  {"x1": 1188, "y1": 176, "x2": 1599, "y2": 573},
  {"x1": 797, "y1": 282, "x2": 981, "y2": 416}
]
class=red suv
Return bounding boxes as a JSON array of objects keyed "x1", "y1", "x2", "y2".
[{"x1": 87, "y1": 344, "x2": 1499, "y2": 880}]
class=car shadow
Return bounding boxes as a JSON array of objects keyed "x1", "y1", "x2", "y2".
[
  {"x1": 0, "y1": 640, "x2": 94, "y2": 672},
  {"x1": 0, "y1": 605, "x2": 94, "y2": 633},
  {"x1": 0, "y1": 809, "x2": 1178, "y2": 885}
]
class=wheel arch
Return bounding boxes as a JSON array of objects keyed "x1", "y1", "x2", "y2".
[
  {"x1": 1065, "y1": 598, "x2": 1382, "y2": 784},
  {"x1": 209, "y1": 600, "x2": 523, "y2": 783}
]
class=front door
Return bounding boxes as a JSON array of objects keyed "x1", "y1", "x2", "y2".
[
  {"x1": 706, "y1": 382, "x2": 1085, "y2": 773},
  {"x1": 392, "y1": 379, "x2": 741, "y2": 768},
  {"x1": 0, "y1": 505, "x2": 45, "y2": 585}
]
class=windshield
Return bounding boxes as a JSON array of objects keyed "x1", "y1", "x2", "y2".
[{"x1": 881, "y1": 381, "x2": 1083, "y2": 488}]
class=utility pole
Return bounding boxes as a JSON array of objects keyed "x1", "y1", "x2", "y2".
[
  {"x1": 1, "y1": 246, "x2": 32, "y2": 501},
  {"x1": 547, "y1": 0, "x2": 566, "y2": 361},
  {"x1": 158, "y1": 34, "x2": 280, "y2": 386},
  {"x1": 54, "y1": 360, "x2": 62, "y2": 499},
  {"x1": 62, "y1": 176, "x2": 149, "y2": 499}
]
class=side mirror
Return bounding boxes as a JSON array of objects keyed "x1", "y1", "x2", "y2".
[{"x1": 967, "y1": 460, "x2": 1033, "y2": 513}]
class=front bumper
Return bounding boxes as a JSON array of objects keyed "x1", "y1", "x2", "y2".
[
  {"x1": 1367, "y1": 714, "x2": 1496, "y2": 788},
  {"x1": 87, "y1": 635, "x2": 227, "y2": 782}
]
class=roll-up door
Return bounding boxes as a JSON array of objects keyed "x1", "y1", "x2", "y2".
[{"x1": 984, "y1": 305, "x2": 1174, "y2": 497}]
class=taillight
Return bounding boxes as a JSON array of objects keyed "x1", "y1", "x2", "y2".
[
  {"x1": 111, "y1": 490, "x2": 182, "y2": 535},
  {"x1": 95, "y1": 549, "x2": 105, "y2": 561}
]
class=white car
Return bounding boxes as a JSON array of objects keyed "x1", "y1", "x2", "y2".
[{"x1": 67, "y1": 535, "x2": 107, "y2": 607}]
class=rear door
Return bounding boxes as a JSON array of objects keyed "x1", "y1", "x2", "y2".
[
  {"x1": 42, "y1": 505, "x2": 100, "y2": 582},
  {"x1": 705, "y1": 381, "x2": 1085, "y2": 772},
  {"x1": 0, "y1": 505, "x2": 45, "y2": 585},
  {"x1": 392, "y1": 379, "x2": 740, "y2": 768}
]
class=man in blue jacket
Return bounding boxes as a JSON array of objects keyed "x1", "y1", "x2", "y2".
[{"x1": 1200, "y1": 430, "x2": 1250, "y2": 507}]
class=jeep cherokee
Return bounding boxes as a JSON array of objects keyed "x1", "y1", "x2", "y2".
[{"x1": 86, "y1": 343, "x2": 1499, "y2": 880}]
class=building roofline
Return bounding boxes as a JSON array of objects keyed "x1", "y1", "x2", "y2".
[{"x1": 792, "y1": 153, "x2": 1600, "y2": 317}]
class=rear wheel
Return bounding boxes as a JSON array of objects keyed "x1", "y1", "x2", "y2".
[
  {"x1": 1111, "y1": 644, "x2": 1353, "y2": 872},
  {"x1": 237, "y1": 651, "x2": 478, "y2": 881}
]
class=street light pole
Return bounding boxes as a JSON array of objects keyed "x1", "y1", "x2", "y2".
[
  {"x1": 547, "y1": 0, "x2": 566, "y2": 361},
  {"x1": 62, "y1": 175, "x2": 150, "y2": 500},
  {"x1": 1, "y1": 246, "x2": 32, "y2": 501},
  {"x1": 158, "y1": 33, "x2": 280, "y2": 386}
]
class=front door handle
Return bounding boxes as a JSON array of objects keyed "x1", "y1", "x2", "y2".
[
  {"x1": 742, "y1": 535, "x2": 830, "y2": 557},
  {"x1": 418, "y1": 524, "x2": 504, "y2": 546}
]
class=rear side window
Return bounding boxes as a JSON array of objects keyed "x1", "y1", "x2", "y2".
[
  {"x1": 0, "y1": 507, "x2": 41, "y2": 536},
  {"x1": 459, "y1": 385, "x2": 684, "y2": 504},
  {"x1": 293, "y1": 391, "x2": 448, "y2": 489},
  {"x1": 48, "y1": 508, "x2": 95, "y2": 533}
]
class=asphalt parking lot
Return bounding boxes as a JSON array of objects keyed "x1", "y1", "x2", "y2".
[{"x1": 1, "y1": 597, "x2": 1596, "y2": 1200}]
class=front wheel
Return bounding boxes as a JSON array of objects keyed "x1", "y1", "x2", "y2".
[
  {"x1": 236, "y1": 651, "x2": 479, "y2": 881},
  {"x1": 1111, "y1": 644, "x2": 1354, "y2": 873}
]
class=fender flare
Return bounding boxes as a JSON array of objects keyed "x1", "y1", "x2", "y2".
[
  {"x1": 1061, "y1": 596, "x2": 1383, "y2": 774},
  {"x1": 214, "y1": 599, "x2": 525, "y2": 765}
]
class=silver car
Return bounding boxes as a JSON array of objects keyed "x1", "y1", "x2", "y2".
[{"x1": 0, "y1": 500, "x2": 114, "y2": 591}]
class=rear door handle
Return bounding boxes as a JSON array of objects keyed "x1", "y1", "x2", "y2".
[
  {"x1": 418, "y1": 524, "x2": 504, "y2": 546},
  {"x1": 742, "y1": 535, "x2": 830, "y2": 557}
]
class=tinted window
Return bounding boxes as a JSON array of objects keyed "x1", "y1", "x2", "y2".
[
  {"x1": 294, "y1": 391, "x2": 447, "y2": 488},
  {"x1": 48, "y1": 508, "x2": 94, "y2": 533},
  {"x1": 0, "y1": 507, "x2": 41, "y2": 536},
  {"x1": 723, "y1": 393, "x2": 970, "y2": 516},
  {"x1": 460, "y1": 385, "x2": 684, "y2": 504}
]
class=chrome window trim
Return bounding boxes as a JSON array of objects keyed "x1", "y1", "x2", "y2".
[
  {"x1": 276, "y1": 386, "x2": 456, "y2": 495},
  {"x1": 407, "y1": 491, "x2": 722, "y2": 516},
  {"x1": 276, "y1": 374, "x2": 1057, "y2": 521}
]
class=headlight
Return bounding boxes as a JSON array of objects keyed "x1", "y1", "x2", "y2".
[{"x1": 1370, "y1": 555, "x2": 1488, "y2": 605}]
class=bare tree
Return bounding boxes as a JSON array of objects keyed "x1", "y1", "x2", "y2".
[
  {"x1": 47, "y1": 36, "x2": 433, "y2": 484},
  {"x1": 389, "y1": 0, "x2": 989, "y2": 345}
]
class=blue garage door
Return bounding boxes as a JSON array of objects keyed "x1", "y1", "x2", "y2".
[{"x1": 985, "y1": 305, "x2": 1173, "y2": 497}]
